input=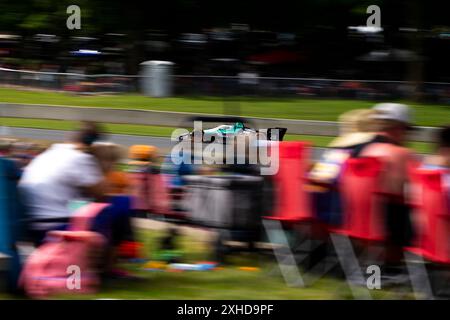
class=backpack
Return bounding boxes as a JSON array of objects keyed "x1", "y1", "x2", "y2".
[
  {"x1": 19, "y1": 202, "x2": 109, "y2": 298},
  {"x1": 128, "y1": 164, "x2": 171, "y2": 214}
]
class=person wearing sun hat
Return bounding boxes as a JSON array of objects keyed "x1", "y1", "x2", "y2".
[
  {"x1": 308, "y1": 108, "x2": 379, "y2": 226},
  {"x1": 328, "y1": 108, "x2": 378, "y2": 148},
  {"x1": 126, "y1": 144, "x2": 165, "y2": 217},
  {"x1": 128, "y1": 144, "x2": 157, "y2": 166},
  {"x1": 310, "y1": 108, "x2": 379, "y2": 185}
]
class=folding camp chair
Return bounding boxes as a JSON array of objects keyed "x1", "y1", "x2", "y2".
[
  {"x1": 326, "y1": 157, "x2": 388, "y2": 298},
  {"x1": 263, "y1": 141, "x2": 329, "y2": 287}
]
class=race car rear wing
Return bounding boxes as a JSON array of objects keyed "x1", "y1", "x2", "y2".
[{"x1": 265, "y1": 127, "x2": 287, "y2": 141}]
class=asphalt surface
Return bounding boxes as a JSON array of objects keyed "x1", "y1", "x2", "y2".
[
  {"x1": 2, "y1": 126, "x2": 327, "y2": 160},
  {"x1": 0, "y1": 103, "x2": 437, "y2": 142}
]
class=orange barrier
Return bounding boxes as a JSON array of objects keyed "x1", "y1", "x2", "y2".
[
  {"x1": 408, "y1": 169, "x2": 450, "y2": 264},
  {"x1": 335, "y1": 157, "x2": 386, "y2": 242},
  {"x1": 264, "y1": 141, "x2": 313, "y2": 223}
]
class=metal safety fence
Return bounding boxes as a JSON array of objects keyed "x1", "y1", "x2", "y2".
[{"x1": 1, "y1": 67, "x2": 450, "y2": 103}]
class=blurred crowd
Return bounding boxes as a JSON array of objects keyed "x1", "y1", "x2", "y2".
[
  {"x1": 0, "y1": 62, "x2": 134, "y2": 94},
  {"x1": 0, "y1": 104, "x2": 449, "y2": 298},
  {"x1": 2, "y1": 65, "x2": 450, "y2": 103},
  {"x1": 309, "y1": 104, "x2": 450, "y2": 269},
  {"x1": 1, "y1": 59, "x2": 450, "y2": 102}
]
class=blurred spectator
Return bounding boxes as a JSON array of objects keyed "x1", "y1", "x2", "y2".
[
  {"x1": 310, "y1": 109, "x2": 377, "y2": 180},
  {"x1": 423, "y1": 125, "x2": 450, "y2": 169},
  {"x1": 91, "y1": 142, "x2": 129, "y2": 195},
  {"x1": 127, "y1": 145, "x2": 174, "y2": 217},
  {"x1": 309, "y1": 109, "x2": 378, "y2": 225},
  {"x1": 90, "y1": 142, "x2": 138, "y2": 271},
  {"x1": 127, "y1": 144, "x2": 158, "y2": 217},
  {"x1": 19, "y1": 121, "x2": 105, "y2": 245},
  {"x1": 161, "y1": 153, "x2": 195, "y2": 189},
  {"x1": 355, "y1": 103, "x2": 417, "y2": 264}
]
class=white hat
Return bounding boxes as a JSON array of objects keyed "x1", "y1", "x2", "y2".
[{"x1": 371, "y1": 103, "x2": 413, "y2": 125}]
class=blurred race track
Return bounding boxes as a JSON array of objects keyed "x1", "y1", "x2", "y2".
[{"x1": 2, "y1": 126, "x2": 328, "y2": 160}]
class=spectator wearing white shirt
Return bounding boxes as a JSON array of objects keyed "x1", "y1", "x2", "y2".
[{"x1": 19, "y1": 122, "x2": 106, "y2": 245}]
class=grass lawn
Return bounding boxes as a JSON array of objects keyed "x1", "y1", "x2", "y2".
[
  {"x1": 0, "y1": 88, "x2": 449, "y2": 126},
  {"x1": 0, "y1": 228, "x2": 406, "y2": 300},
  {"x1": 0, "y1": 88, "x2": 428, "y2": 300},
  {"x1": 0, "y1": 117, "x2": 433, "y2": 153}
]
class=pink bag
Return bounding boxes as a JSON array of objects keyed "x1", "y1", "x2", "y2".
[
  {"x1": 128, "y1": 171, "x2": 171, "y2": 214},
  {"x1": 19, "y1": 203, "x2": 109, "y2": 298}
]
